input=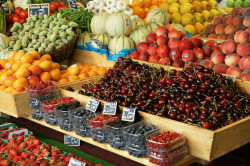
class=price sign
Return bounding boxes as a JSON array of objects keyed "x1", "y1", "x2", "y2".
[
  {"x1": 69, "y1": 157, "x2": 86, "y2": 166},
  {"x1": 122, "y1": 107, "x2": 136, "y2": 122},
  {"x1": 28, "y1": 4, "x2": 49, "y2": 18},
  {"x1": 103, "y1": 102, "x2": 117, "y2": 115},
  {"x1": 68, "y1": 0, "x2": 78, "y2": 9},
  {"x1": 64, "y1": 135, "x2": 80, "y2": 146},
  {"x1": 85, "y1": 98, "x2": 100, "y2": 113},
  {"x1": 3, "y1": 6, "x2": 10, "y2": 15}
]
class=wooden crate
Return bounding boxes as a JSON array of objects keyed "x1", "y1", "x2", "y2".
[{"x1": 59, "y1": 76, "x2": 250, "y2": 162}]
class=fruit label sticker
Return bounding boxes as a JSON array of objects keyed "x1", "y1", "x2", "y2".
[
  {"x1": 85, "y1": 98, "x2": 100, "y2": 112},
  {"x1": 68, "y1": 0, "x2": 78, "y2": 9},
  {"x1": 122, "y1": 107, "x2": 136, "y2": 122},
  {"x1": 28, "y1": 4, "x2": 49, "y2": 18},
  {"x1": 103, "y1": 102, "x2": 117, "y2": 115},
  {"x1": 69, "y1": 157, "x2": 86, "y2": 166},
  {"x1": 64, "y1": 135, "x2": 80, "y2": 146}
]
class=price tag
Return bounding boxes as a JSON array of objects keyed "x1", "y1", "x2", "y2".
[
  {"x1": 122, "y1": 107, "x2": 136, "y2": 122},
  {"x1": 69, "y1": 157, "x2": 86, "y2": 166},
  {"x1": 68, "y1": 0, "x2": 78, "y2": 9},
  {"x1": 92, "y1": 39, "x2": 108, "y2": 51},
  {"x1": 28, "y1": 4, "x2": 49, "y2": 18},
  {"x1": 85, "y1": 98, "x2": 100, "y2": 113},
  {"x1": 64, "y1": 135, "x2": 80, "y2": 146},
  {"x1": 103, "y1": 102, "x2": 117, "y2": 115}
]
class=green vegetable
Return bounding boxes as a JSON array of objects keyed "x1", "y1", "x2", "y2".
[
  {"x1": 61, "y1": 25, "x2": 68, "y2": 30},
  {"x1": 69, "y1": 22, "x2": 79, "y2": 28},
  {"x1": 50, "y1": 33, "x2": 57, "y2": 43},
  {"x1": 38, "y1": 47, "x2": 45, "y2": 53},
  {"x1": 57, "y1": 13, "x2": 62, "y2": 20},
  {"x1": 62, "y1": 38, "x2": 69, "y2": 44},
  {"x1": 13, "y1": 43, "x2": 21, "y2": 51},
  {"x1": 67, "y1": 36, "x2": 73, "y2": 41},
  {"x1": 66, "y1": 29, "x2": 75, "y2": 36},
  {"x1": 32, "y1": 15, "x2": 38, "y2": 21}
]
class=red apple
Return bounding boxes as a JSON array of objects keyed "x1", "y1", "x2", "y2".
[
  {"x1": 147, "y1": 44, "x2": 158, "y2": 56},
  {"x1": 139, "y1": 52, "x2": 149, "y2": 61},
  {"x1": 221, "y1": 40, "x2": 237, "y2": 54},
  {"x1": 182, "y1": 50, "x2": 195, "y2": 62},
  {"x1": 169, "y1": 49, "x2": 181, "y2": 61},
  {"x1": 246, "y1": 27, "x2": 250, "y2": 33},
  {"x1": 179, "y1": 38, "x2": 193, "y2": 52},
  {"x1": 146, "y1": 33, "x2": 157, "y2": 44},
  {"x1": 157, "y1": 45, "x2": 169, "y2": 58},
  {"x1": 172, "y1": 59, "x2": 185, "y2": 68},
  {"x1": 156, "y1": 26, "x2": 168, "y2": 36},
  {"x1": 129, "y1": 51, "x2": 140, "y2": 59},
  {"x1": 158, "y1": 57, "x2": 171, "y2": 65},
  {"x1": 190, "y1": 37, "x2": 203, "y2": 48},
  {"x1": 239, "y1": 56, "x2": 250, "y2": 70},
  {"x1": 165, "y1": 24, "x2": 175, "y2": 31},
  {"x1": 226, "y1": 66, "x2": 242, "y2": 78},
  {"x1": 240, "y1": 70, "x2": 250, "y2": 81},
  {"x1": 237, "y1": 43, "x2": 250, "y2": 57},
  {"x1": 148, "y1": 54, "x2": 160, "y2": 63},
  {"x1": 168, "y1": 29, "x2": 181, "y2": 39},
  {"x1": 157, "y1": 35, "x2": 169, "y2": 46},
  {"x1": 168, "y1": 38, "x2": 180, "y2": 49},
  {"x1": 202, "y1": 45, "x2": 213, "y2": 57},
  {"x1": 193, "y1": 47, "x2": 204, "y2": 60},
  {"x1": 137, "y1": 42, "x2": 148, "y2": 54},
  {"x1": 213, "y1": 63, "x2": 228, "y2": 74},
  {"x1": 210, "y1": 50, "x2": 225, "y2": 65},
  {"x1": 224, "y1": 53, "x2": 241, "y2": 66},
  {"x1": 199, "y1": 59, "x2": 215, "y2": 69}
]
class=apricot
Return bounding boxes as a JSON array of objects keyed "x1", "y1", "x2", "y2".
[
  {"x1": 52, "y1": 63, "x2": 60, "y2": 70},
  {"x1": 20, "y1": 63, "x2": 32, "y2": 69},
  {"x1": 7, "y1": 51, "x2": 17, "y2": 61},
  {"x1": 14, "y1": 51, "x2": 25, "y2": 62},
  {"x1": 32, "y1": 60, "x2": 42, "y2": 65},
  {"x1": 39, "y1": 61, "x2": 52, "y2": 72},
  {"x1": 88, "y1": 71, "x2": 98, "y2": 77},
  {"x1": 40, "y1": 54, "x2": 52, "y2": 61},
  {"x1": 13, "y1": 88, "x2": 25, "y2": 94},
  {"x1": 50, "y1": 69, "x2": 62, "y2": 81},
  {"x1": 0, "y1": 71, "x2": 14, "y2": 84},
  {"x1": 15, "y1": 67, "x2": 31, "y2": 78},
  {"x1": 28, "y1": 51, "x2": 41, "y2": 60},
  {"x1": 21, "y1": 53, "x2": 34, "y2": 64},
  {"x1": 0, "y1": 85, "x2": 8, "y2": 91},
  {"x1": 28, "y1": 75, "x2": 40, "y2": 85},
  {"x1": 4, "y1": 76, "x2": 17, "y2": 87},
  {"x1": 4, "y1": 61, "x2": 15, "y2": 70},
  {"x1": 91, "y1": 66, "x2": 99, "y2": 72},
  {"x1": 81, "y1": 65, "x2": 91, "y2": 73},
  {"x1": 39, "y1": 72, "x2": 51, "y2": 83},
  {"x1": 97, "y1": 67, "x2": 107, "y2": 75},
  {"x1": 28, "y1": 65, "x2": 42, "y2": 76},
  {"x1": 78, "y1": 73, "x2": 89, "y2": 79},
  {"x1": 5, "y1": 86, "x2": 15, "y2": 93},
  {"x1": 12, "y1": 62, "x2": 22, "y2": 72},
  {"x1": 13, "y1": 77, "x2": 28, "y2": 89},
  {"x1": 68, "y1": 75, "x2": 79, "y2": 82},
  {"x1": 67, "y1": 64, "x2": 80, "y2": 75},
  {"x1": 62, "y1": 73, "x2": 70, "y2": 78},
  {"x1": 0, "y1": 59, "x2": 8, "y2": 69}
]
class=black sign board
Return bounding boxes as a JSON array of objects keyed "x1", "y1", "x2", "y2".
[
  {"x1": 69, "y1": 157, "x2": 86, "y2": 166},
  {"x1": 122, "y1": 107, "x2": 136, "y2": 122},
  {"x1": 103, "y1": 102, "x2": 117, "y2": 115},
  {"x1": 85, "y1": 98, "x2": 100, "y2": 113},
  {"x1": 3, "y1": 6, "x2": 10, "y2": 15},
  {"x1": 68, "y1": 0, "x2": 78, "y2": 9},
  {"x1": 64, "y1": 135, "x2": 80, "y2": 146},
  {"x1": 28, "y1": 4, "x2": 49, "y2": 18}
]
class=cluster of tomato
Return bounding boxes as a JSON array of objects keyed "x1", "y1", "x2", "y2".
[
  {"x1": 5, "y1": 7, "x2": 28, "y2": 29},
  {"x1": 49, "y1": 1, "x2": 70, "y2": 14}
]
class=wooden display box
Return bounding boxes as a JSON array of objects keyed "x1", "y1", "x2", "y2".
[{"x1": 59, "y1": 76, "x2": 250, "y2": 162}]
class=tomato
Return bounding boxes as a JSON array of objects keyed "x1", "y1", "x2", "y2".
[
  {"x1": 19, "y1": 18, "x2": 25, "y2": 23},
  {"x1": 12, "y1": 15, "x2": 20, "y2": 22},
  {"x1": 64, "y1": 5, "x2": 70, "y2": 8},
  {"x1": 19, "y1": 11, "x2": 28, "y2": 19},
  {"x1": 50, "y1": 2, "x2": 58, "y2": 11},
  {"x1": 57, "y1": 1, "x2": 64, "y2": 6},
  {"x1": 5, "y1": 14, "x2": 14, "y2": 25},
  {"x1": 58, "y1": 5, "x2": 66, "y2": 11},
  {"x1": 15, "y1": 7, "x2": 22, "y2": 16}
]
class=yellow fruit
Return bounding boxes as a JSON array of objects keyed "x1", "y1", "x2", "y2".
[
  {"x1": 170, "y1": 13, "x2": 182, "y2": 24},
  {"x1": 192, "y1": 1, "x2": 202, "y2": 12},
  {"x1": 208, "y1": 0, "x2": 218, "y2": 9},
  {"x1": 168, "y1": 13, "x2": 171, "y2": 20},
  {"x1": 194, "y1": 22, "x2": 205, "y2": 34},
  {"x1": 193, "y1": 13, "x2": 204, "y2": 23},
  {"x1": 159, "y1": 2, "x2": 169, "y2": 12},
  {"x1": 169, "y1": 3, "x2": 180, "y2": 14},
  {"x1": 209, "y1": 9, "x2": 221, "y2": 17},
  {"x1": 167, "y1": 0, "x2": 178, "y2": 3},
  {"x1": 218, "y1": 8, "x2": 226, "y2": 14},
  {"x1": 180, "y1": 3, "x2": 194, "y2": 14},
  {"x1": 181, "y1": 13, "x2": 195, "y2": 25},
  {"x1": 202, "y1": 21, "x2": 211, "y2": 29},
  {"x1": 179, "y1": 0, "x2": 193, "y2": 4},
  {"x1": 225, "y1": 7, "x2": 233, "y2": 13},
  {"x1": 201, "y1": 1, "x2": 211, "y2": 10},
  {"x1": 201, "y1": 10, "x2": 213, "y2": 22},
  {"x1": 185, "y1": 24, "x2": 197, "y2": 35},
  {"x1": 67, "y1": 64, "x2": 80, "y2": 75}
]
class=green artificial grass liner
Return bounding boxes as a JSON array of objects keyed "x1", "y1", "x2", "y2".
[{"x1": 34, "y1": 132, "x2": 115, "y2": 166}]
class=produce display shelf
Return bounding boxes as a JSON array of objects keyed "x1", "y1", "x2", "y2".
[{"x1": 25, "y1": 115, "x2": 197, "y2": 166}]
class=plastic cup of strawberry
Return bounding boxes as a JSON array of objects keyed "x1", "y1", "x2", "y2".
[
  {"x1": 41, "y1": 97, "x2": 74, "y2": 114},
  {"x1": 26, "y1": 81, "x2": 57, "y2": 97},
  {"x1": 88, "y1": 114, "x2": 120, "y2": 129}
]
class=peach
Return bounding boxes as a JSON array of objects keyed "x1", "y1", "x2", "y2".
[
  {"x1": 13, "y1": 77, "x2": 28, "y2": 89},
  {"x1": 5, "y1": 87, "x2": 15, "y2": 93},
  {"x1": 246, "y1": 27, "x2": 250, "y2": 33},
  {"x1": 225, "y1": 24, "x2": 235, "y2": 35},
  {"x1": 223, "y1": 15, "x2": 233, "y2": 25},
  {"x1": 32, "y1": 60, "x2": 42, "y2": 65},
  {"x1": 217, "y1": 34, "x2": 227, "y2": 40},
  {"x1": 14, "y1": 51, "x2": 25, "y2": 62},
  {"x1": 40, "y1": 54, "x2": 52, "y2": 61},
  {"x1": 207, "y1": 33, "x2": 218, "y2": 39},
  {"x1": 39, "y1": 72, "x2": 51, "y2": 83},
  {"x1": 213, "y1": 15, "x2": 223, "y2": 25},
  {"x1": 52, "y1": 63, "x2": 60, "y2": 70},
  {"x1": 235, "y1": 30, "x2": 249, "y2": 43},
  {"x1": 221, "y1": 40, "x2": 237, "y2": 54},
  {"x1": 227, "y1": 34, "x2": 234, "y2": 40},
  {"x1": 226, "y1": 66, "x2": 242, "y2": 78},
  {"x1": 12, "y1": 88, "x2": 25, "y2": 94},
  {"x1": 235, "y1": 26, "x2": 246, "y2": 32},
  {"x1": 0, "y1": 71, "x2": 13, "y2": 84},
  {"x1": 11, "y1": 62, "x2": 22, "y2": 72},
  {"x1": 14, "y1": 67, "x2": 31, "y2": 78},
  {"x1": 233, "y1": 16, "x2": 243, "y2": 26},
  {"x1": 236, "y1": 43, "x2": 250, "y2": 57},
  {"x1": 240, "y1": 70, "x2": 250, "y2": 81},
  {"x1": 199, "y1": 59, "x2": 214, "y2": 69},
  {"x1": 210, "y1": 50, "x2": 225, "y2": 65},
  {"x1": 205, "y1": 24, "x2": 216, "y2": 34},
  {"x1": 231, "y1": 7, "x2": 245, "y2": 16},
  {"x1": 224, "y1": 53, "x2": 241, "y2": 66},
  {"x1": 28, "y1": 65, "x2": 42, "y2": 76},
  {"x1": 21, "y1": 53, "x2": 34, "y2": 64},
  {"x1": 49, "y1": 69, "x2": 62, "y2": 81},
  {"x1": 215, "y1": 24, "x2": 226, "y2": 34},
  {"x1": 239, "y1": 56, "x2": 250, "y2": 70},
  {"x1": 20, "y1": 63, "x2": 32, "y2": 69},
  {"x1": 27, "y1": 75, "x2": 40, "y2": 85},
  {"x1": 4, "y1": 76, "x2": 17, "y2": 87},
  {"x1": 28, "y1": 51, "x2": 41, "y2": 60},
  {"x1": 39, "y1": 61, "x2": 52, "y2": 72},
  {"x1": 213, "y1": 63, "x2": 228, "y2": 74},
  {"x1": 78, "y1": 73, "x2": 89, "y2": 79},
  {"x1": 243, "y1": 17, "x2": 250, "y2": 28}
]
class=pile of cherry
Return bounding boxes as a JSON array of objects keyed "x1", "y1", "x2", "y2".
[{"x1": 79, "y1": 58, "x2": 250, "y2": 130}]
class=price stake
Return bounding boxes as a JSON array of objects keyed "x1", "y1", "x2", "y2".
[
  {"x1": 69, "y1": 157, "x2": 86, "y2": 166},
  {"x1": 103, "y1": 102, "x2": 117, "y2": 115},
  {"x1": 68, "y1": 0, "x2": 78, "y2": 9},
  {"x1": 28, "y1": 4, "x2": 49, "y2": 18},
  {"x1": 64, "y1": 135, "x2": 80, "y2": 146},
  {"x1": 122, "y1": 107, "x2": 136, "y2": 122},
  {"x1": 85, "y1": 98, "x2": 100, "y2": 113}
]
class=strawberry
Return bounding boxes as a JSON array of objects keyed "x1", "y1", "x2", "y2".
[
  {"x1": 29, "y1": 155, "x2": 37, "y2": 160},
  {"x1": 17, "y1": 160, "x2": 27, "y2": 166},
  {"x1": 0, "y1": 159, "x2": 10, "y2": 166},
  {"x1": 16, "y1": 136, "x2": 24, "y2": 144},
  {"x1": 7, "y1": 154, "x2": 14, "y2": 160},
  {"x1": 8, "y1": 139, "x2": 15, "y2": 144},
  {"x1": 10, "y1": 149, "x2": 18, "y2": 156},
  {"x1": 33, "y1": 139, "x2": 40, "y2": 146},
  {"x1": 21, "y1": 152, "x2": 29, "y2": 159}
]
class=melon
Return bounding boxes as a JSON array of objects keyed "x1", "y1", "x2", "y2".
[
  {"x1": 0, "y1": 34, "x2": 10, "y2": 52},
  {"x1": 129, "y1": 27, "x2": 150, "y2": 46},
  {"x1": 132, "y1": 19, "x2": 146, "y2": 30},
  {"x1": 146, "y1": 8, "x2": 169, "y2": 26},
  {"x1": 108, "y1": 35, "x2": 135, "y2": 54},
  {"x1": 145, "y1": 21, "x2": 164, "y2": 32},
  {"x1": 76, "y1": 32, "x2": 94, "y2": 47},
  {"x1": 91, "y1": 12, "x2": 110, "y2": 35},
  {"x1": 172, "y1": 23, "x2": 186, "y2": 34},
  {"x1": 91, "y1": 33, "x2": 112, "y2": 49},
  {"x1": 0, "y1": 49, "x2": 10, "y2": 59},
  {"x1": 106, "y1": 12, "x2": 133, "y2": 37}
]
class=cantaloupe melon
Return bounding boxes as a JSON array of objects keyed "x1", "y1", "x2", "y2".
[
  {"x1": 91, "y1": 33, "x2": 112, "y2": 49},
  {"x1": 146, "y1": 8, "x2": 169, "y2": 26},
  {"x1": 91, "y1": 12, "x2": 110, "y2": 35},
  {"x1": 76, "y1": 32, "x2": 94, "y2": 47},
  {"x1": 129, "y1": 27, "x2": 150, "y2": 46},
  {"x1": 132, "y1": 19, "x2": 146, "y2": 30},
  {"x1": 145, "y1": 21, "x2": 164, "y2": 32},
  {"x1": 108, "y1": 35, "x2": 135, "y2": 54}
]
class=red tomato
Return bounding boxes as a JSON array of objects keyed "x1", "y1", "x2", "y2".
[
  {"x1": 58, "y1": 5, "x2": 66, "y2": 11},
  {"x1": 57, "y1": 1, "x2": 64, "y2": 6},
  {"x1": 19, "y1": 11, "x2": 28, "y2": 19},
  {"x1": 12, "y1": 15, "x2": 20, "y2": 22},
  {"x1": 64, "y1": 5, "x2": 70, "y2": 8},
  {"x1": 6, "y1": 14, "x2": 14, "y2": 25},
  {"x1": 19, "y1": 18, "x2": 25, "y2": 23},
  {"x1": 15, "y1": 7, "x2": 22, "y2": 16},
  {"x1": 50, "y1": 2, "x2": 58, "y2": 11}
]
